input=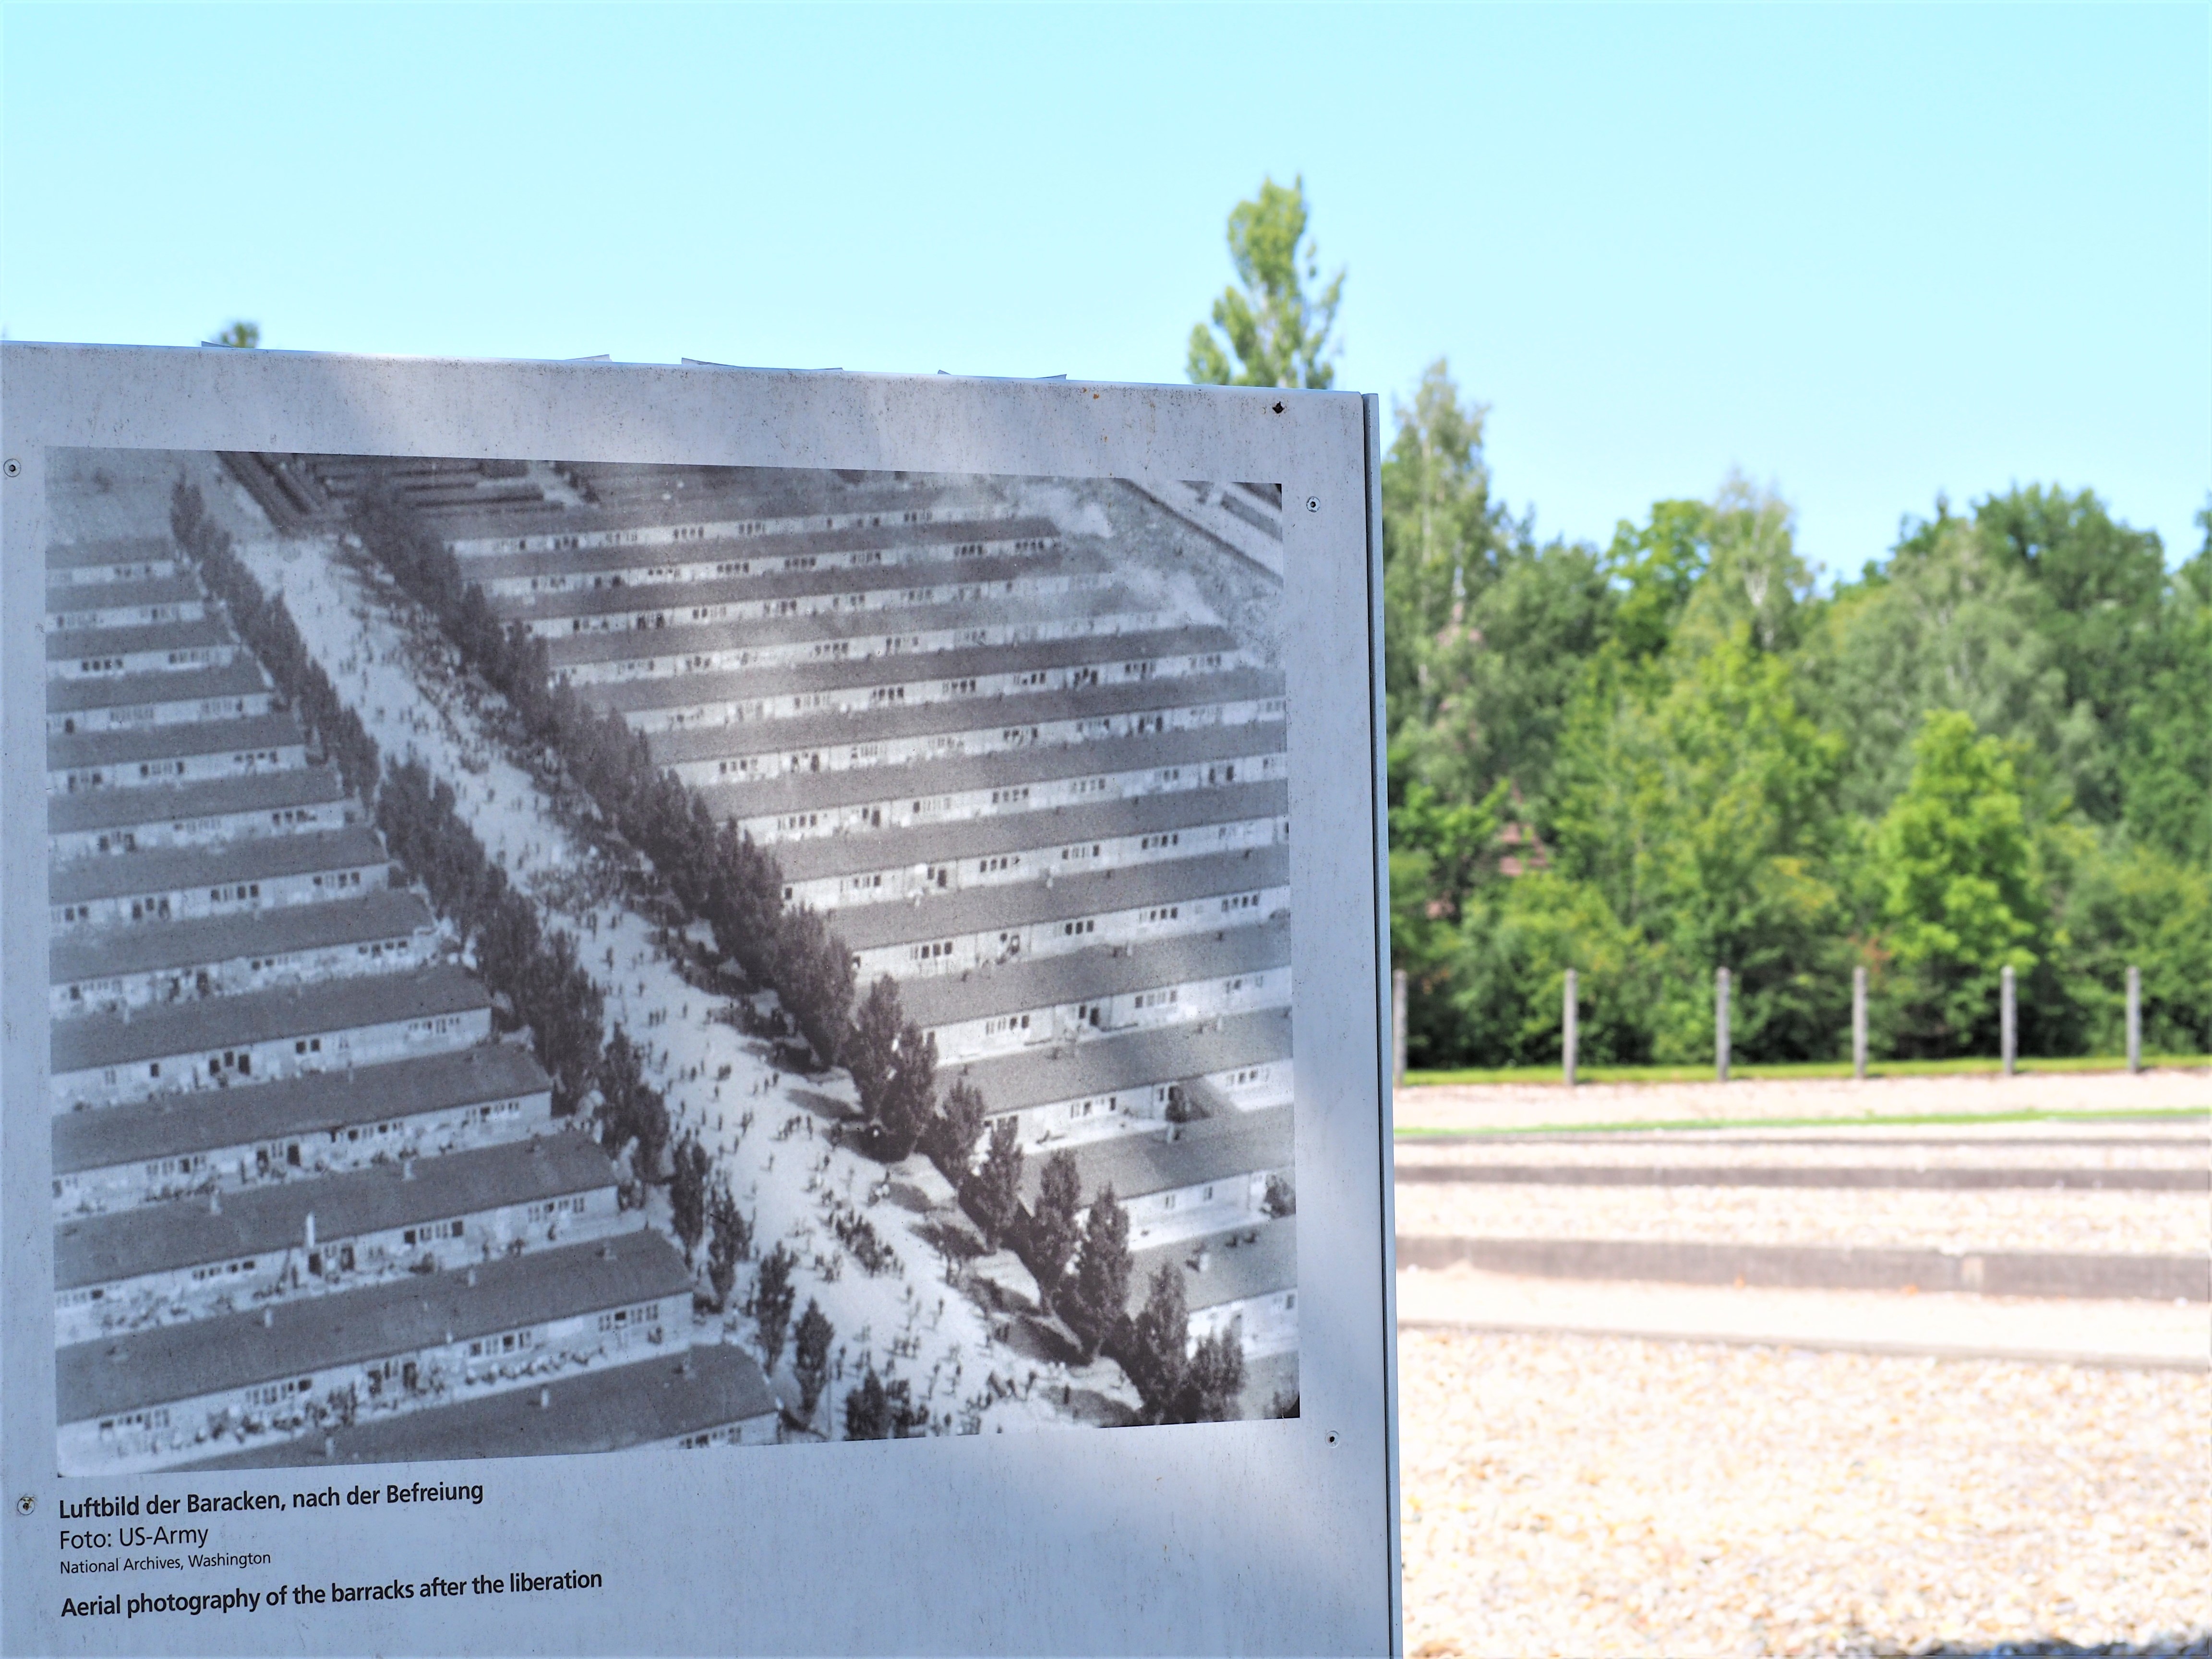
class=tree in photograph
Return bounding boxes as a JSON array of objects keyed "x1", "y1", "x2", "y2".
[
  {"x1": 472, "y1": 884, "x2": 541, "y2": 1001},
  {"x1": 869, "y1": 1021, "x2": 938, "y2": 1164},
  {"x1": 839, "y1": 1368, "x2": 926, "y2": 1441},
  {"x1": 845, "y1": 976, "x2": 903, "y2": 1119},
  {"x1": 924, "y1": 1077, "x2": 986, "y2": 1183},
  {"x1": 1174, "y1": 1322, "x2": 1248, "y2": 1424},
  {"x1": 522, "y1": 927, "x2": 608, "y2": 1118},
  {"x1": 793, "y1": 1300, "x2": 834, "y2": 1425},
  {"x1": 1025, "y1": 1150, "x2": 1083, "y2": 1313},
  {"x1": 966, "y1": 1118, "x2": 1024, "y2": 1252},
  {"x1": 705, "y1": 1177, "x2": 750, "y2": 1312},
  {"x1": 1063, "y1": 1183, "x2": 1131, "y2": 1364},
  {"x1": 1119, "y1": 1263, "x2": 1191, "y2": 1425},
  {"x1": 1262, "y1": 1173, "x2": 1297, "y2": 1218},
  {"x1": 594, "y1": 1026, "x2": 649, "y2": 1160},
  {"x1": 754, "y1": 1243, "x2": 797, "y2": 1373},
  {"x1": 669, "y1": 1135, "x2": 711, "y2": 1266},
  {"x1": 704, "y1": 818, "x2": 786, "y2": 987},
  {"x1": 1114, "y1": 1265, "x2": 1248, "y2": 1425},
  {"x1": 211, "y1": 320, "x2": 259, "y2": 348},
  {"x1": 1186, "y1": 175, "x2": 1344, "y2": 391},
  {"x1": 844, "y1": 1367, "x2": 891, "y2": 1441},
  {"x1": 774, "y1": 904, "x2": 855, "y2": 1068}
]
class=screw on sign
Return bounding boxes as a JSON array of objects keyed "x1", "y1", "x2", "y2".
[
  {"x1": 1305, "y1": 496, "x2": 1320, "y2": 512},
  {"x1": 16, "y1": 1495, "x2": 33, "y2": 1515},
  {"x1": 3, "y1": 458, "x2": 20, "y2": 478}
]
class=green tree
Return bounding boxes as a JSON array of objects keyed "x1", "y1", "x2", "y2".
[
  {"x1": 1973, "y1": 484, "x2": 2171, "y2": 823},
  {"x1": 211, "y1": 320, "x2": 259, "y2": 348},
  {"x1": 1186, "y1": 176, "x2": 1344, "y2": 389},
  {"x1": 1382, "y1": 361, "x2": 1505, "y2": 643},
  {"x1": 2116, "y1": 508, "x2": 2212, "y2": 865},
  {"x1": 1874, "y1": 710, "x2": 2044, "y2": 1056},
  {"x1": 1805, "y1": 505, "x2": 2095, "y2": 823},
  {"x1": 1543, "y1": 621, "x2": 1850, "y2": 1063}
]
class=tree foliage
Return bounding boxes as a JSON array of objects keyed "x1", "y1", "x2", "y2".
[
  {"x1": 1367, "y1": 350, "x2": 2211, "y2": 1067},
  {"x1": 843, "y1": 1365, "x2": 927, "y2": 1441},
  {"x1": 965, "y1": 1118, "x2": 1024, "y2": 1252},
  {"x1": 1025, "y1": 1150, "x2": 1083, "y2": 1313},
  {"x1": 669, "y1": 1134, "x2": 711, "y2": 1264},
  {"x1": 1186, "y1": 176, "x2": 1344, "y2": 390},
  {"x1": 705, "y1": 1176, "x2": 751, "y2": 1312},
  {"x1": 793, "y1": 1299, "x2": 834, "y2": 1422},
  {"x1": 1114, "y1": 1263, "x2": 1246, "y2": 1425},
  {"x1": 1063, "y1": 1182, "x2": 1131, "y2": 1363},
  {"x1": 753, "y1": 1243, "x2": 796, "y2": 1373}
]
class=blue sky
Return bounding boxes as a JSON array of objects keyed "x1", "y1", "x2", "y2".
[{"x1": 4, "y1": 4, "x2": 2205, "y2": 577}]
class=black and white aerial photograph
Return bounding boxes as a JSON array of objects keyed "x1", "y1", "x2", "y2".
[{"x1": 45, "y1": 446, "x2": 1297, "y2": 1474}]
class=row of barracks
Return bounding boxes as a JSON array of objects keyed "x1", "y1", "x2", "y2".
[
  {"x1": 225, "y1": 454, "x2": 1301, "y2": 1382},
  {"x1": 46, "y1": 527, "x2": 777, "y2": 1474},
  {"x1": 397, "y1": 460, "x2": 1301, "y2": 1373}
]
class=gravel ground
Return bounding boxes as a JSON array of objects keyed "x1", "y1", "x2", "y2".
[
  {"x1": 1396, "y1": 1133, "x2": 2212, "y2": 1173},
  {"x1": 1399, "y1": 1328, "x2": 2212, "y2": 1658},
  {"x1": 1398, "y1": 1075, "x2": 2212, "y2": 1135},
  {"x1": 1397, "y1": 1266, "x2": 2210, "y2": 1368},
  {"x1": 1392, "y1": 1183, "x2": 2212, "y2": 1258}
]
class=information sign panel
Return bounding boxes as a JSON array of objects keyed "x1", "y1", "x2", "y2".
[{"x1": 1, "y1": 344, "x2": 1398, "y2": 1656}]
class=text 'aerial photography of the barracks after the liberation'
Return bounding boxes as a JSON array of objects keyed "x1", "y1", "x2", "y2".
[{"x1": 43, "y1": 441, "x2": 1298, "y2": 1474}]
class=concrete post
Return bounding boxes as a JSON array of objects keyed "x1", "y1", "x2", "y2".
[
  {"x1": 2000, "y1": 963, "x2": 2016, "y2": 1077},
  {"x1": 1851, "y1": 965, "x2": 1868, "y2": 1081},
  {"x1": 1715, "y1": 966, "x2": 1731, "y2": 1083},
  {"x1": 1391, "y1": 969, "x2": 1408, "y2": 1094},
  {"x1": 1562, "y1": 968, "x2": 1578, "y2": 1088},
  {"x1": 2126, "y1": 964, "x2": 2141, "y2": 1075}
]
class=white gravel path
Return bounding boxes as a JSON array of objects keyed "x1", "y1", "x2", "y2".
[
  {"x1": 1400, "y1": 1073, "x2": 2212, "y2": 1135},
  {"x1": 1392, "y1": 1182, "x2": 2211, "y2": 1258}
]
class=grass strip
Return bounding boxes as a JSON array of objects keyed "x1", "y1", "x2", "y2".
[
  {"x1": 1393, "y1": 1105, "x2": 2212, "y2": 1139},
  {"x1": 1405, "y1": 1055, "x2": 2212, "y2": 1087}
]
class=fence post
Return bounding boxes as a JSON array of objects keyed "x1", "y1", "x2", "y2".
[
  {"x1": 1562, "y1": 969, "x2": 1578, "y2": 1088},
  {"x1": 1852, "y1": 965, "x2": 1868, "y2": 1081},
  {"x1": 2000, "y1": 963, "x2": 2016, "y2": 1078},
  {"x1": 1715, "y1": 966, "x2": 1731, "y2": 1083},
  {"x1": 2126, "y1": 964, "x2": 2141, "y2": 1075},
  {"x1": 1392, "y1": 969, "x2": 1408, "y2": 1094}
]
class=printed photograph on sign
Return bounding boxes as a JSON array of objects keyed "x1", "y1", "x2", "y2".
[{"x1": 44, "y1": 446, "x2": 1297, "y2": 1474}]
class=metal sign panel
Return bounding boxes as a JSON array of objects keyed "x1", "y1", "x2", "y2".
[{"x1": 0, "y1": 344, "x2": 1398, "y2": 1657}]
